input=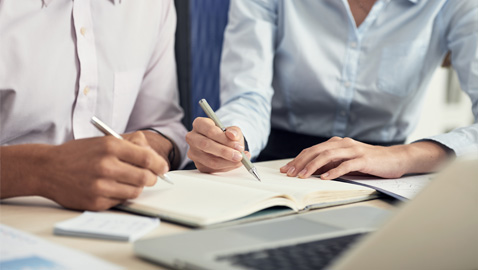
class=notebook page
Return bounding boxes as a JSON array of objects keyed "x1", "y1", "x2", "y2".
[
  {"x1": 186, "y1": 165, "x2": 376, "y2": 209},
  {"x1": 126, "y1": 173, "x2": 298, "y2": 226}
]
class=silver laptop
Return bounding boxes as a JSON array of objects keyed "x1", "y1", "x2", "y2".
[{"x1": 134, "y1": 159, "x2": 478, "y2": 270}]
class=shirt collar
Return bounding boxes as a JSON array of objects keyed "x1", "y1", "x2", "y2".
[{"x1": 42, "y1": 0, "x2": 121, "y2": 8}]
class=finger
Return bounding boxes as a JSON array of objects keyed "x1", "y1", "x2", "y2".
[
  {"x1": 123, "y1": 131, "x2": 149, "y2": 147},
  {"x1": 187, "y1": 147, "x2": 242, "y2": 172},
  {"x1": 321, "y1": 158, "x2": 365, "y2": 180},
  {"x1": 194, "y1": 160, "x2": 243, "y2": 173},
  {"x1": 192, "y1": 117, "x2": 241, "y2": 149},
  {"x1": 59, "y1": 191, "x2": 123, "y2": 211},
  {"x1": 193, "y1": 117, "x2": 224, "y2": 140},
  {"x1": 93, "y1": 179, "x2": 145, "y2": 201},
  {"x1": 295, "y1": 148, "x2": 359, "y2": 178},
  {"x1": 225, "y1": 126, "x2": 245, "y2": 148},
  {"x1": 95, "y1": 158, "x2": 158, "y2": 187},
  {"x1": 187, "y1": 131, "x2": 243, "y2": 162},
  {"x1": 280, "y1": 160, "x2": 293, "y2": 173},
  {"x1": 113, "y1": 140, "x2": 169, "y2": 176},
  {"x1": 119, "y1": 162, "x2": 159, "y2": 187},
  {"x1": 122, "y1": 131, "x2": 171, "y2": 175},
  {"x1": 284, "y1": 138, "x2": 359, "y2": 177},
  {"x1": 280, "y1": 140, "x2": 343, "y2": 174},
  {"x1": 83, "y1": 197, "x2": 123, "y2": 211}
]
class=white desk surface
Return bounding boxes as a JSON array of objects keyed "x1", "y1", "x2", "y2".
[{"x1": 0, "y1": 159, "x2": 397, "y2": 269}]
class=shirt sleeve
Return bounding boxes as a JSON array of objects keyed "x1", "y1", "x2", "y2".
[
  {"x1": 215, "y1": 0, "x2": 278, "y2": 158},
  {"x1": 125, "y1": 0, "x2": 189, "y2": 169},
  {"x1": 424, "y1": 0, "x2": 478, "y2": 157}
]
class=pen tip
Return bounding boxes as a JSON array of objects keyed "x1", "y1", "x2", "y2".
[
  {"x1": 159, "y1": 174, "x2": 174, "y2": 185},
  {"x1": 251, "y1": 170, "x2": 262, "y2": 182}
]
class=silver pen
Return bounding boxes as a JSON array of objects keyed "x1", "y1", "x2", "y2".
[
  {"x1": 90, "y1": 116, "x2": 173, "y2": 185},
  {"x1": 198, "y1": 99, "x2": 262, "y2": 182}
]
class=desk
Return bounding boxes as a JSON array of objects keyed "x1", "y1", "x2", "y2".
[
  {"x1": 0, "y1": 160, "x2": 398, "y2": 269},
  {"x1": 0, "y1": 198, "x2": 395, "y2": 269}
]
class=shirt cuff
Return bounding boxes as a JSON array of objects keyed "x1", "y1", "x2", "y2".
[{"x1": 420, "y1": 132, "x2": 478, "y2": 157}]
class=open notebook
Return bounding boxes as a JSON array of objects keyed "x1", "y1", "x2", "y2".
[{"x1": 116, "y1": 161, "x2": 378, "y2": 227}]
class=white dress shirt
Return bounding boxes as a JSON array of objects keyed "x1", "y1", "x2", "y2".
[
  {"x1": 216, "y1": 0, "x2": 478, "y2": 158},
  {"x1": 0, "y1": 0, "x2": 189, "y2": 167}
]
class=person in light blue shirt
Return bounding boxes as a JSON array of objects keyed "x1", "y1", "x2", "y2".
[{"x1": 186, "y1": 0, "x2": 478, "y2": 179}]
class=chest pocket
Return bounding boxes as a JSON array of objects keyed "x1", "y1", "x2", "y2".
[
  {"x1": 112, "y1": 69, "x2": 144, "y2": 132},
  {"x1": 377, "y1": 40, "x2": 428, "y2": 97}
]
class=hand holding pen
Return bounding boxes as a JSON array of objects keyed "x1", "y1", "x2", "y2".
[
  {"x1": 91, "y1": 116, "x2": 173, "y2": 184},
  {"x1": 186, "y1": 99, "x2": 261, "y2": 181}
]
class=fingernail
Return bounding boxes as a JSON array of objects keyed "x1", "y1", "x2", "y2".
[
  {"x1": 232, "y1": 151, "x2": 242, "y2": 162},
  {"x1": 298, "y1": 168, "x2": 307, "y2": 178},
  {"x1": 321, "y1": 172, "x2": 329, "y2": 179},
  {"x1": 229, "y1": 129, "x2": 238, "y2": 138},
  {"x1": 234, "y1": 143, "x2": 244, "y2": 152},
  {"x1": 287, "y1": 166, "x2": 295, "y2": 176},
  {"x1": 280, "y1": 164, "x2": 290, "y2": 171}
]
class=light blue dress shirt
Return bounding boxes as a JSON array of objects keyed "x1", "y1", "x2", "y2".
[{"x1": 215, "y1": 0, "x2": 478, "y2": 158}]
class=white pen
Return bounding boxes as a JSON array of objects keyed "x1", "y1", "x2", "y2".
[
  {"x1": 90, "y1": 116, "x2": 173, "y2": 185},
  {"x1": 198, "y1": 99, "x2": 262, "y2": 182}
]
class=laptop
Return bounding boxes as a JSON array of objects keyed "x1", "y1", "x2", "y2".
[{"x1": 134, "y1": 159, "x2": 478, "y2": 270}]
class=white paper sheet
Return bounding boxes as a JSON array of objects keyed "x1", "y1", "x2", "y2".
[
  {"x1": 0, "y1": 224, "x2": 122, "y2": 270},
  {"x1": 338, "y1": 174, "x2": 434, "y2": 200}
]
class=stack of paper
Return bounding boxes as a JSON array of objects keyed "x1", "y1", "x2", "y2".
[{"x1": 54, "y1": 211, "x2": 159, "y2": 242}]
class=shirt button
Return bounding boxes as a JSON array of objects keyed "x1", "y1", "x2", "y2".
[
  {"x1": 83, "y1": 86, "x2": 90, "y2": 96},
  {"x1": 80, "y1": 27, "x2": 86, "y2": 37},
  {"x1": 350, "y1": 42, "x2": 357, "y2": 48},
  {"x1": 344, "y1": 81, "x2": 351, "y2": 87}
]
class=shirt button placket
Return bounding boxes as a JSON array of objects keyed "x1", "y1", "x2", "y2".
[{"x1": 71, "y1": 0, "x2": 98, "y2": 139}]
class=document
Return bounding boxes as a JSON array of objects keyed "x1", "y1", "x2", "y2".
[
  {"x1": 54, "y1": 211, "x2": 159, "y2": 242},
  {"x1": 338, "y1": 174, "x2": 433, "y2": 201},
  {"x1": 116, "y1": 163, "x2": 378, "y2": 227},
  {"x1": 0, "y1": 224, "x2": 122, "y2": 270}
]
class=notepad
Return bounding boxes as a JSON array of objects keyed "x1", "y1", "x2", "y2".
[{"x1": 54, "y1": 212, "x2": 159, "y2": 242}]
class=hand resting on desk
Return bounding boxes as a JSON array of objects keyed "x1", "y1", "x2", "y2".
[
  {"x1": 0, "y1": 131, "x2": 171, "y2": 211},
  {"x1": 280, "y1": 137, "x2": 451, "y2": 180}
]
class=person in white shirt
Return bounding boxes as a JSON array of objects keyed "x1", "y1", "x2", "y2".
[
  {"x1": 0, "y1": 0, "x2": 188, "y2": 211},
  {"x1": 186, "y1": 0, "x2": 477, "y2": 178}
]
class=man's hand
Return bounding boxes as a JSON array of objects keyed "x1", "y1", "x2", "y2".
[
  {"x1": 123, "y1": 130, "x2": 174, "y2": 170},
  {"x1": 1, "y1": 131, "x2": 169, "y2": 211},
  {"x1": 186, "y1": 117, "x2": 248, "y2": 173},
  {"x1": 280, "y1": 137, "x2": 450, "y2": 180}
]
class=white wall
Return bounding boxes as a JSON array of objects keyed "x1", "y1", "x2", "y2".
[{"x1": 407, "y1": 67, "x2": 474, "y2": 143}]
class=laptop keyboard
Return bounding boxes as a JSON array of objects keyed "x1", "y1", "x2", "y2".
[{"x1": 216, "y1": 233, "x2": 364, "y2": 270}]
